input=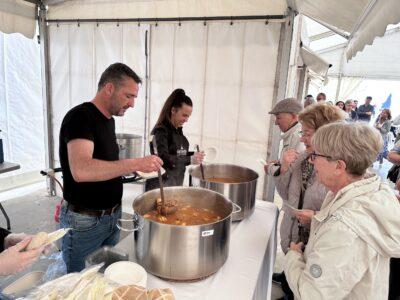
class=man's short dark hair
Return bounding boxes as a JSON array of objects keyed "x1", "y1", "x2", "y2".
[
  {"x1": 366, "y1": 96, "x2": 372, "y2": 100},
  {"x1": 98, "y1": 63, "x2": 142, "y2": 91}
]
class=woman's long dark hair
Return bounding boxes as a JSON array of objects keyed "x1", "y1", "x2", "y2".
[{"x1": 154, "y1": 88, "x2": 193, "y2": 128}]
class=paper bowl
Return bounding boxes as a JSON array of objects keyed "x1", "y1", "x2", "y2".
[
  {"x1": 136, "y1": 167, "x2": 166, "y2": 180},
  {"x1": 204, "y1": 147, "x2": 218, "y2": 163},
  {"x1": 104, "y1": 261, "x2": 147, "y2": 287}
]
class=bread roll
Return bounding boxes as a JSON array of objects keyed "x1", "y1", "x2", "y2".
[
  {"x1": 111, "y1": 285, "x2": 147, "y2": 300},
  {"x1": 26, "y1": 232, "x2": 48, "y2": 250},
  {"x1": 148, "y1": 288, "x2": 175, "y2": 300}
]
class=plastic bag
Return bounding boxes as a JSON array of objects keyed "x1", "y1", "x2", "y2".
[{"x1": 42, "y1": 252, "x2": 67, "y2": 283}]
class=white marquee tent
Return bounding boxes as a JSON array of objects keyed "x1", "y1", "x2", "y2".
[{"x1": 1, "y1": 0, "x2": 399, "y2": 200}]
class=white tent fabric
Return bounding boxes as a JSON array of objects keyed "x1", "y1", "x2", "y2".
[
  {"x1": 319, "y1": 29, "x2": 400, "y2": 80},
  {"x1": 308, "y1": 76, "x2": 364, "y2": 103},
  {"x1": 46, "y1": 0, "x2": 287, "y2": 19},
  {"x1": 49, "y1": 23, "x2": 149, "y2": 164},
  {"x1": 292, "y1": 0, "x2": 400, "y2": 60},
  {"x1": 299, "y1": 46, "x2": 330, "y2": 78},
  {"x1": 345, "y1": 0, "x2": 400, "y2": 61},
  {"x1": 0, "y1": 32, "x2": 45, "y2": 189},
  {"x1": 48, "y1": 20, "x2": 281, "y2": 198},
  {"x1": 0, "y1": 0, "x2": 36, "y2": 39}
]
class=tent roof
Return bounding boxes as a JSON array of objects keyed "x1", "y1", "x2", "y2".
[
  {"x1": 300, "y1": 45, "x2": 330, "y2": 79},
  {"x1": 292, "y1": 0, "x2": 400, "y2": 60},
  {"x1": 0, "y1": 0, "x2": 36, "y2": 39},
  {"x1": 318, "y1": 27, "x2": 400, "y2": 80}
]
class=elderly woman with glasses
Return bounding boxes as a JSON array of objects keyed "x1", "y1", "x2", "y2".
[
  {"x1": 284, "y1": 122, "x2": 400, "y2": 299},
  {"x1": 271, "y1": 104, "x2": 346, "y2": 297}
]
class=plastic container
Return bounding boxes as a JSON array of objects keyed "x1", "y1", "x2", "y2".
[{"x1": 85, "y1": 246, "x2": 129, "y2": 273}]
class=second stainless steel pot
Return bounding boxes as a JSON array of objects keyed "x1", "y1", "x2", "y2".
[
  {"x1": 189, "y1": 163, "x2": 258, "y2": 221},
  {"x1": 116, "y1": 133, "x2": 142, "y2": 159},
  {"x1": 128, "y1": 187, "x2": 240, "y2": 281}
]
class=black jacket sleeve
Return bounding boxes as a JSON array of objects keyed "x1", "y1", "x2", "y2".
[{"x1": 0, "y1": 227, "x2": 11, "y2": 252}]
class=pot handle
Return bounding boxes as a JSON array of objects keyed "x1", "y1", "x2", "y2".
[
  {"x1": 117, "y1": 214, "x2": 143, "y2": 232},
  {"x1": 232, "y1": 202, "x2": 242, "y2": 214}
]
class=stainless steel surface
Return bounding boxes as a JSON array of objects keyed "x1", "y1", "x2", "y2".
[
  {"x1": 190, "y1": 164, "x2": 258, "y2": 221},
  {"x1": 132, "y1": 186, "x2": 234, "y2": 281},
  {"x1": 85, "y1": 246, "x2": 129, "y2": 273},
  {"x1": 116, "y1": 133, "x2": 143, "y2": 159}
]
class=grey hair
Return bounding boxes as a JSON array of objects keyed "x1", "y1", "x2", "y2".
[{"x1": 312, "y1": 122, "x2": 383, "y2": 176}]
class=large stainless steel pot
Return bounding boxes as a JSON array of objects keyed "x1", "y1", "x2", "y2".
[
  {"x1": 127, "y1": 186, "x2": 240, "y2": 281},
  {"x1": 189, "y1": 163, "x2": 258, "y2": 221},
  {"x1": 116, "y1": 133, "x2": 142, "y2": 159}
]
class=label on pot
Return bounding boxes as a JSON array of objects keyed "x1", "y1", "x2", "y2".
[{"x1": 201, "y1": 230, "x2": 214, "y2": 237}]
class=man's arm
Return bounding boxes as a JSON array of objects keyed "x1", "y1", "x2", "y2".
[{"x1": 68, "y1": 139, "x2": 162, "y2": 182}]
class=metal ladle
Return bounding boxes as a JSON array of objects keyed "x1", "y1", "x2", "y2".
[
  {"x1": 152, "y1": 136, "x2": 177, "y2": 216},
  {"x1": 196, "y1": 145, "x2": 205, "y2": 180}
]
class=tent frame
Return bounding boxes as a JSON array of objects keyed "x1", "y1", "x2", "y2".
[
  {"x1": 35, "y1": 2, "x2": 291, "y2": 198},
  {"x1": 263, "y1": 8, "x2": 295, "y2": 201}
]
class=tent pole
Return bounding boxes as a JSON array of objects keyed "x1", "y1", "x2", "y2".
[
  {"x1": 38, "y1": 4, "x2": 56, "y2": 195},
  {"x1": 335, "y1": 48, "x2": 346, "y2": 101},
  {"x1": 143, "y1": 29, "x2": 149, "y2": 157},
  {"x1": 297, "y1": 65, "x2": 306, "y2": 101},
  {"x1": 263, "y1": 9, "x2": 295, "y2": 202}
]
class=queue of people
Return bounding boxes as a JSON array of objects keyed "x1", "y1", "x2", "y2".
[{"x1": 266, "y1": 96, "x2": 400, "y2": 300}]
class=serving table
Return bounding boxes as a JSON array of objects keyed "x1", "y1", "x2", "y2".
[{"x1": 115, "y1": 200, "x2": 279, "y2": 300}]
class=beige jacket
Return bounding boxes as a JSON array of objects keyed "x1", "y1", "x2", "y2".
[
  {"x1": 284, "y1": 174, "x2": 400, "y2": 300},
  {"x1": 268, "y1": 122, "x2": 305, "y2": 176},
  {"x1": 274, "y1": 151, "x2": 328, "y2": 253}
]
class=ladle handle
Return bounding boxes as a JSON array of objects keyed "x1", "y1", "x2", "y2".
[
  {"x1": 196, "y1": 145, "x2": 205, "y2": 180},
  {"x1": 151, "y1": 137, "x2": 165, "y2": 206}
]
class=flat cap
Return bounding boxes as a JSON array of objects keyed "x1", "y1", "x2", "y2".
[{"x1": 269, "y1": 98, "x2": 303, "y2": 115}]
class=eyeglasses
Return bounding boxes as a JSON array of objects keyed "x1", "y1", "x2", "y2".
[
  {"x1": 310, "y1": 151, "x2": 333, "y2": 161},
  {"x1": 299, "y1": 131, "x2": 313, "y2": 138}
]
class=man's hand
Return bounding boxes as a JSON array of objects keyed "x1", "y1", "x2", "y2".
[
  {"x1": 289, "y1": 242, "x2": 304, "y2": 253},
  {"x1": 134, "y1": 155, "x2": 163, "y2": 173},
  {"x1": 294, "y1": 209, "x2": 315, "y2": 225},
  {"x1": 0, "y1": 237, "x2": 44, "y2": 276},
  {"x1": 263, "y1": 160, "x2": 279, "y2": 173},
  {"x1": 280, "y1": 150, "x2": 299, "y2": 174},
  {"x1": 366, "y1": 112, "x2": 372, "y2": 116}
]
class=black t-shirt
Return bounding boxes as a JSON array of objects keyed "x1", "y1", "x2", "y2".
[{"x1": 59, "y1": 102, "x2": 122, "y2": 210}]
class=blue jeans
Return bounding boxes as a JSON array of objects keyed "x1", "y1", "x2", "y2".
[{"x1": 59, "y1": 203, "x2": 121, "y2": 273}]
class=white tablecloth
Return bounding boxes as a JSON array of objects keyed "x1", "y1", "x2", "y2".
[{"x1": 115, "y1": 200, "x2": 279, "y2": 300}]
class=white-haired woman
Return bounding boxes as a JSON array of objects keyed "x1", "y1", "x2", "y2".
[{"x1": 284, "y1": 122, "x2": 400, "y2": 299}]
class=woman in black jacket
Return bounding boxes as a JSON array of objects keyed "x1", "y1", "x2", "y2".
[{"x1": 145, "y1": 89, "x2": 204, "y2": 191}]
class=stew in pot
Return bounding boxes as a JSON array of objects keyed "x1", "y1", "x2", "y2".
[{"x1": 143, "y1": 203, "x2": 221, "y2": 226}]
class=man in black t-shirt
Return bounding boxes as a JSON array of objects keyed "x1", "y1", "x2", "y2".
[{"x1": 59, "y1": 63, "x2": 163, "y2": 272}]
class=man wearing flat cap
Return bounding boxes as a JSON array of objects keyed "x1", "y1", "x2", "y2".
[{"x1": 264, "y1": 98, "x2": 305, "y2": 177}]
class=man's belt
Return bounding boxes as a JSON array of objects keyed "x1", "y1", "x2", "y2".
[{"x1": 67, "y1": 203, "x2": 121, "y2": 217}]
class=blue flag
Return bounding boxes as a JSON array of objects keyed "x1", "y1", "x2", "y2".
[{"x1": 381, "y1": 94, "x2": 392, "y2": 109}]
